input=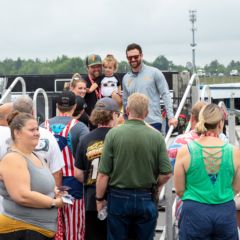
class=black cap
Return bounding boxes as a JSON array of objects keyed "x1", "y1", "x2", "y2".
[
  {"x1": 57, "y1": 91, "x2": 76, "y2": 107},
  {"x1": 94, "y1": 97, "x2": 119, "y2": 112}
]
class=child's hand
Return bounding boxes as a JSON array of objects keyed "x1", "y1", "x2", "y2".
[
  {"x1": 111, "y1": 90, "x2": 118, "y2": 97},
  {"x1": 86, "y1": 88, "x2": 91, "y2": 93}
]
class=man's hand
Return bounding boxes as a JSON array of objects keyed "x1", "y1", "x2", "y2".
[
  {"x1": 168, "y1": 118, "x2": 178, "y2": 128},
  {"x1": 96, "y1": 200, "x2": 107, "y2": 212}
]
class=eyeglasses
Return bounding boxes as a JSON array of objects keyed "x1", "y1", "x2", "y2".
[{"x1": 127, "y1": 55, "x2": 140, "y2": 61}]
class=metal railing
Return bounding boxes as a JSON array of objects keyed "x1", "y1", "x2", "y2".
[
  {"x1": 185, "y1": 84, "x2": 213, "y2": 132},
  {"x1": 33, "y1": 88, "x2": 49, "y2": 121},
  {"x1": 158, "y1": 73, "x2": 199, "y2": 240},
  {"x1": 165, "y1": 73, "x2": 198, "y2": 143},
  {"x1": 159, "y1": 80, "x2": 239, "y2": 239},
  {"x1": 0, "y1": 77, "x2": 8, "y2": 95},
  {"x1": 0, "y1": 77, "x2": 26, "y2": 104}
]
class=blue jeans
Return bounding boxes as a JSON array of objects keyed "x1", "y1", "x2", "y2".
[
  {"x1": 179, "y1": 200, "x2": 238, "y2": 240},
  {"x1": 107, "y1": 188, "x2": 158, "y2": 240},
  {"x1": 150, "y1": 123, "x2": 162, "y2": 132}
]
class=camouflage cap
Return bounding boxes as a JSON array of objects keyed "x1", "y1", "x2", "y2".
[{"x1": 85, "y1": 54, "x2": 102, "y2": 67}]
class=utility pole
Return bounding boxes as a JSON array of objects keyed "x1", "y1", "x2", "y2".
[{"x1": 189, "y1": 10, "x2": 197, "y2": 73}]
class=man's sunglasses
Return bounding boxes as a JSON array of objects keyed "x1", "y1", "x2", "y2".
[{"x1": 127, "y1": 55, "x2": 140, "y2": 61}]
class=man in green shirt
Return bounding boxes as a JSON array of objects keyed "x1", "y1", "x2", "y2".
[{"x1": 96, "y1": 93, "x2": 172, "y2": 240}]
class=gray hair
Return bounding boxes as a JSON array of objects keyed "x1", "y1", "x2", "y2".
[
  {"x1": 13, "y1": 95, "x2": 33, "y2": 114},
  {"x1": 127, "y1": 93, "x2": 149, "y2": 118}
]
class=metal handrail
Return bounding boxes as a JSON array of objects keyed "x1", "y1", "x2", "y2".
[
  {"x1": 185, "y1": 84, "x2": 212, "y2": 132},
  {"x1": 219, "y1": 98, "x2": 237, "y2": 145},
  {"x1": 159, "y1": 73, "x2": 198, "y2": 240},
  {"x1": 0, "y1": 77, "x2": 8, "y2": 94},
  {"x1": 0, "y1": 77, "x2": 26, "y2": 104},
  {"x1": 33, "y1": 88, "x2": 49, "y2": 121},
  {"x1": 165, "y1": 73, "x2": 198, "y2": 143}
]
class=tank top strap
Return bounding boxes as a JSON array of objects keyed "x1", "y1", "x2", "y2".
[{"x1": 8, "y1": 149, "x2": 45, "y2": 167}]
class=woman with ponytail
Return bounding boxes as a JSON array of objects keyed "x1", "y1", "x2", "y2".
[{"x1": 174, "y1": 103, "x2": 240, "y2": 240}]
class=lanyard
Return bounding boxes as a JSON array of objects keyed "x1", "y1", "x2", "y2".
[{"x1": 88, "y1": 74, "x2": 101, "y2": 99}]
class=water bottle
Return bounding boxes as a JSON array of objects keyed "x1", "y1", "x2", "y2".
[{"x1": 98, "y1": 206, "x2": 107, "y2": 220}]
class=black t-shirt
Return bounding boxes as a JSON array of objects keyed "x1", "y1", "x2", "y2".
[
  {"x1": 75, "y1": 127, "x2": 111, "y2": 211},
  {"x1": 78, "y1": 111, "x2": 89, "y2": 128},
  {"x1": 84, "y1": 75, "x2": 103, "y2": 116}
]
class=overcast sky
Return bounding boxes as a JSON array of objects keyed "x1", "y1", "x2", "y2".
[{"x1": 0, "y1": 0, "x2": 239, "y2": 67}]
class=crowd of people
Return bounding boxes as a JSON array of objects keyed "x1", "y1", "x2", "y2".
[{"x1": 0, "y1": 42, "x2": 239, "y2": 240}]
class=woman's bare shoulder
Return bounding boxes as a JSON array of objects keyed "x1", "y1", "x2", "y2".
[{"x1": 1, "y1": 152, "x2": 27, "y2": 167}]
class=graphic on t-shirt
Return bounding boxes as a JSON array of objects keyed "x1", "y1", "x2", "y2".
[
  {"x1": 54, "y1": 134, "x2": 68, "y2": 151},
  {"x1": 86, "y1": 140, "x2": 104, "y2": 185},
  {"x1": 35, "y1": 138, "x2": 50, "y2": 152},
  {"x1": 100, "y1": 76, "x2": 118, "y2": 97},
  {"x1": 50, "y1": 123, "x2": 74, "y2": 153}
]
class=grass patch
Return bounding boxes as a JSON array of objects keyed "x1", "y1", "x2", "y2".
[{"x1": 199, "y1": 76, "x2": 240, "y2": 84}]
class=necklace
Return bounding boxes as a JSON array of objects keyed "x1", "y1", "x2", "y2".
[{"x1": 203, "y1": 132, "x2": 219, "y2": 138}]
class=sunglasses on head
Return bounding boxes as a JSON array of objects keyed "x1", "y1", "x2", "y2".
[{"x1": 127, "y1": 55, "x2": 140, "y2": 61}]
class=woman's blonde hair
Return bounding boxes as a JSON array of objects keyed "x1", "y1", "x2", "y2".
[
  {"x1": 70, "y1": 73, "x2": 86, "y2": 88},
  {"x1": 195, "y1": 103, "x2": 224, "y2": 134},
  {"x1": 103, "y1": 54, "x2": 118, "y2": 72}
]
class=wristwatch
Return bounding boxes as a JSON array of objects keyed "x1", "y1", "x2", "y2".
[
  {"x1": 95, "y1": 196, "x2": 105, "y2": 201},
  {"x1": 50, "y1": 200, "x2": 56, "y2": 208}
]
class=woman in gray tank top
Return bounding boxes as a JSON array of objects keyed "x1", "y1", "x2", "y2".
[{"x1": 0, "y1": 112, "x2": 64, "y2": 240}]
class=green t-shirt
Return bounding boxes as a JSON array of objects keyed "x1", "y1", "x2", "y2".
[
  {"x1": 98, "y1": 120, "x2": 172, "y2": 188},
  {"x1": 182, "y1": 141, "x2": 234, "y2": 204}
]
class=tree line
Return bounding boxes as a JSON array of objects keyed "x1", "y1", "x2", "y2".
[{"x1": 0, "y1": 55, "x2": 239, "y2": 75}]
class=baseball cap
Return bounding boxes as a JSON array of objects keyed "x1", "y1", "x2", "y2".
[
  {"x1": 94, "y1": 97, "x2": 119, "y2": 112},
  {"x1": 86, "y1": 54, "x2": 102, "y2": 67},
  {"x1": 57, "y1": 91, "x2": 76, "y2": 107}
]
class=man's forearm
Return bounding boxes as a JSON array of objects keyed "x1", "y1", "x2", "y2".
[
  {"x1": 53, "y1": 170, "x2": 63, "y2": 187},
  {"x1": 157, "y1": 173, "x2": 172, "y2": 189},
  {"x1": 96, "y1": 173, "x2": 109, "y2": 198}
]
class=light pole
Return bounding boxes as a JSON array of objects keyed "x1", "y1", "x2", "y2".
[{"x1": 189, "y1": 10, "x2": 197, "y2": 73}]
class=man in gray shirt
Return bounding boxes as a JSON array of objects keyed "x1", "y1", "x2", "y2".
[{"x1": 122, "y1": 43, "x2": 178, "y2": 131}]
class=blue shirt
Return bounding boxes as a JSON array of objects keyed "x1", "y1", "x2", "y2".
[{"x1": 122, "y1": 64, "x2": 174, "y2": 124}]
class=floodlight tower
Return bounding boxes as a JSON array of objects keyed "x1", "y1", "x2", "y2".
[{"x1": 189, "y1": 10, "x2": 197, "y2": 73}]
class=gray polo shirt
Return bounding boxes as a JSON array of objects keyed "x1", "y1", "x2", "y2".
[{"x1": 122, "y1": 64, "x2": 174, "y2": 124}]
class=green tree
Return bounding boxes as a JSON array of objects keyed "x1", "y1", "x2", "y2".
[
  {"x1": 204, "y1": 60, "x2": 225, "y2": 75},
  {"x1": 152, "y1": 55, "x2": 170, "y2": 70}
]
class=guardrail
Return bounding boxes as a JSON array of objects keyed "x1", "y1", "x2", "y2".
[
  {"x1": 185, "y1": 84, "x2": 213, "y2": 132},
  {"x1": 159, "y1": 73, "x2": 198, "y2": 240},
  {"x1": 159, "y1": 81, "x2": 239, "y2": 239},
  {"x1": 0, "y1": 77, "x2": 26, "y2": 104},
  {"x1": 33, "y1": 88, "x2": 49, "y2": 121}
]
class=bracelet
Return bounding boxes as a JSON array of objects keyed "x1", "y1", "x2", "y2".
[{"x1": 95, "y1": 196, "x2": 105, "y2": 201}]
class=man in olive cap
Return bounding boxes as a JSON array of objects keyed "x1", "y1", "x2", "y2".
[{"x1": 84, "y1": 54, "x2": 103, "y2": 116}]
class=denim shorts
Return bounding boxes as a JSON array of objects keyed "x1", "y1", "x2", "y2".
[{"x1": 179, "y1": 200, "x2": 238, "y2": 240}]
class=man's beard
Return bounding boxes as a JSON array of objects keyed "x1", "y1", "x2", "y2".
[
  {"x1": 92, "y1": 71, "x2": 101, "y2": 79},
  {"x1": 130, "y1": 59, "x2": 141, "y2": 69}
]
